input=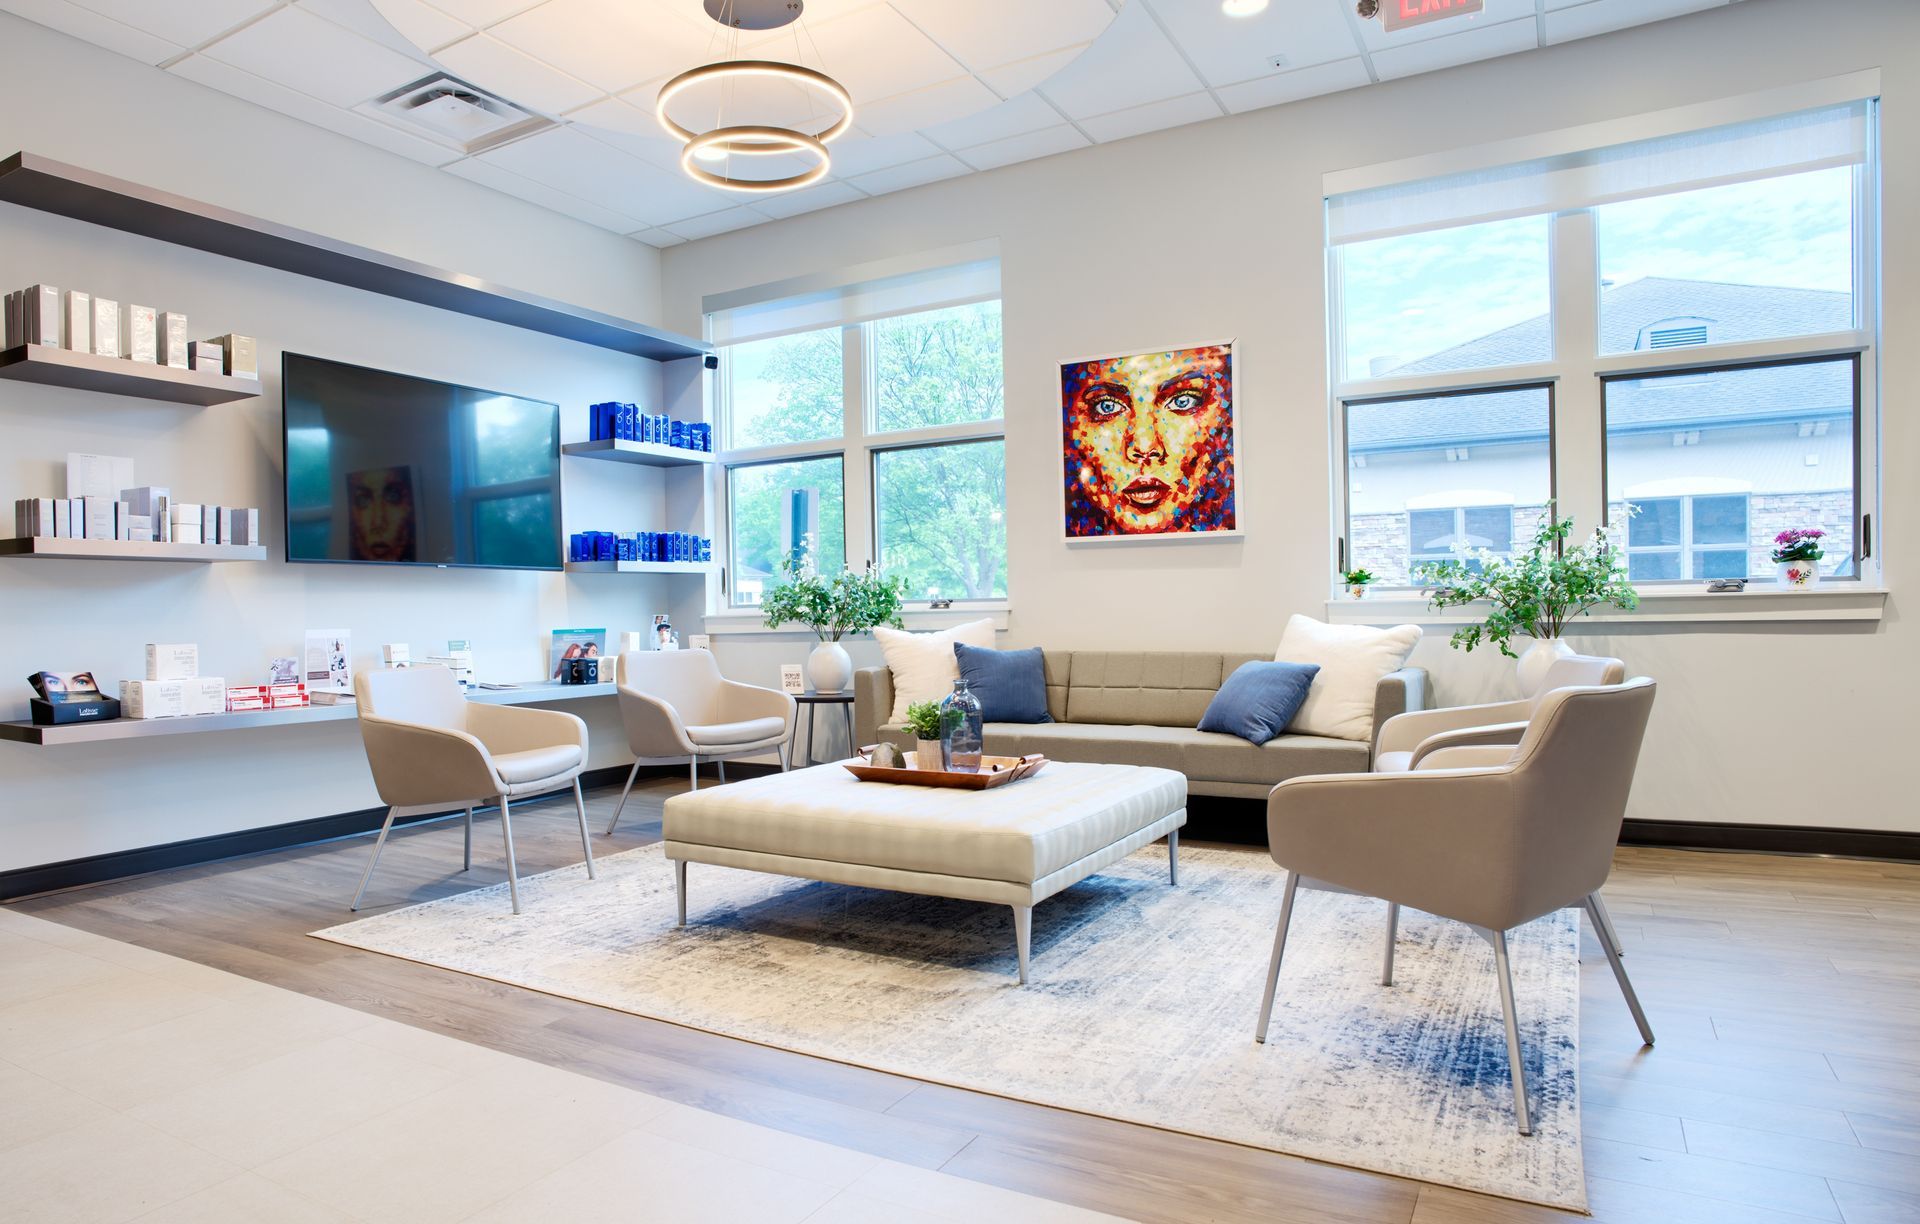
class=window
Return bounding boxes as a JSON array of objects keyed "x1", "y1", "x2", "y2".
[
  {"x1": 712, "y1": 270, "x2": 1005, "y2": 609},
  {"x1": 1328, "y1": 96, "x2": 1877, "y2": 591}
]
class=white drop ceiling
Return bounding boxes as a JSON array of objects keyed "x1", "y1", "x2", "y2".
[{"x1": 2, "y1": 0, "x2": 1744, "y2": 247}]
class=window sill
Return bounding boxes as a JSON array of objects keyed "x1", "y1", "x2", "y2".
[
  {"x1": 701, "y1": 605, "x2": 1011, "y2": 636},
  {"x1": 1325, "y1": 585, "x2": 1887, "y2": 626}
]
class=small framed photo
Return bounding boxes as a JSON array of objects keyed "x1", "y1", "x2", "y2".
[{"x1": 779, "y1": 664, "x2": 805, "y2": 695}]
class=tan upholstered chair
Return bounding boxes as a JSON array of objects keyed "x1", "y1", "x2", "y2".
[
  {"x1": 1255, "y1": 680, "x2": 1658, "y2": 1135},
  {"x1": 351, "y1": 667, "x2": 596, "y2": 914},
  {"x1": 604, "y1": 650, "x2": 795, "y2": 835}
]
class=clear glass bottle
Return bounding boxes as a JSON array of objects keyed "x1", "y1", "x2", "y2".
[{"x1": 939, "y1": 678, "x2": 984, "y2": 773}]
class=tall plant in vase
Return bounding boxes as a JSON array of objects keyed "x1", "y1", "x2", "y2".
[
  {"x1": 759, "y1": 541, "x2": 906, "y2": 694},
  {"x1": 1414, "y1": 508, "x2": 1639, "y2": 693}
]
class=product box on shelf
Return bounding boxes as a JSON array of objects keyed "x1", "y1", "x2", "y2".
[
  {"x1": 157, "y1": 312, "x2": 188, "y2": 369},
  {"x1": 24, "y1": 284, "x2": 60, "y2": 346},
  {"x1": 188, "y1": 340, "x2": 224, "y2": 374},
  {"x1": 225, "y1": 684, "x2": 269, "y2": 712},
  {"x1": 62, "y1": 290, "x2": 89, "y2": 352},
  {"x1": 169, "y1": 503, "x2": 203, "y2": 545},
  {"x1": 145, "y1": 643, "x2": 199, "y2": 681},
  {"x1": 382, "y1": 643, "x2": 410, "y2": 668},
  {"x1": 91, "y1": 298, "x2": 120, "y2": 358},
  {"x1": 124, "y1": 305, "x2": 157, "y2": 364},
  {"x1": 120, "y1": 676, "x2": 226, "y2": 719},
  {"x1": 208, "y1": 333, "x2": 256, "y2": 379}
]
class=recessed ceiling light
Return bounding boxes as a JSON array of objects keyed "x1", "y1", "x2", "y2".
[{"x1": 1222, "y1": 0, "x2": 1269, "y2": 15}]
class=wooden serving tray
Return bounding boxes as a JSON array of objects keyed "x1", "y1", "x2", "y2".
[{"x1": 845, "y1": 748, "x2": 1048, "y2": 789}]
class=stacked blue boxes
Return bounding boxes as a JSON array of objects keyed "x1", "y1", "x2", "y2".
[{"x1": 587, "y1": 403, "x2": 715, "y2": 452}]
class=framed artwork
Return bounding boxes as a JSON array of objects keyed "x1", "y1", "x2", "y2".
[{"x1": 1059, "y1": 340, "x2": 1238, "y2": 542}]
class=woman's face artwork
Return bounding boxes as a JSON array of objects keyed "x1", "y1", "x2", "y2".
[
  {"x1": 346, "y1": 465, "x2": 417, "y2": 562},
  {"x1": 1061, "y1": 345, "x2": 1234, "y2": 536}
]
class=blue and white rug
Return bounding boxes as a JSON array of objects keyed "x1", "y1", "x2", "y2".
[{"x1": 314, "y1": 843, "x2": 1584, "y2": 1210}]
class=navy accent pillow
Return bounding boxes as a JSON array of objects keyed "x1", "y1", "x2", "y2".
[
  {"x1": 1198, "y1": 661, "x2": 1322, "y2": 745},
  {"x1": 953, "y1": 643, "x2": 1052, "y2": 724}
]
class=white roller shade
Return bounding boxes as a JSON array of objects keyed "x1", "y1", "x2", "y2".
[
  {"x1": 1328, "y1": 100, "x2": 1870, "y2": 246},
  {"x1": 707, "y1": 257, "x2": 1000, "y2": 346}
]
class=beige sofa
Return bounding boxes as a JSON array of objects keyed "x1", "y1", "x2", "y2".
[{"x1": 855, "y1": 651, "x2": 1429, "y2": 799}]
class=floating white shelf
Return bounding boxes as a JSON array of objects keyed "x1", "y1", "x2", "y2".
[
  {"x1": 0, "y1": 537, "x2": 267, "y2": 562},
  {"x1": 0, "y1": 343, "x2": 262, "y2": 406},
  {"x1": 561, "y1": 439, "x2": 714, "y2": 468},
  {"x1": 565, "y1": 560, "x2": 713, "y2": 575}
]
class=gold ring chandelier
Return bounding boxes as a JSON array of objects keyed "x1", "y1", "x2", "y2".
[{"x1": 658, "y1": 1, "x2": 852, "y2": 194}]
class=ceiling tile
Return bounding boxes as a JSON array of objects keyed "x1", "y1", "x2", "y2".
[
  {"x1": 362, "y1": 0, "x2": 472, "y2": 50},
  {"x1": 169, "y1": 52, "x2": 460, "y2": 164},
  {"x1": 475, "y1": 122, "x2": 728, "y2": 224},
  {"x1": 441, "y1": 154, "x2": 643, "y2": 230},
  {"x1": 953, "y1": 123, "x2": 1088, "y2": 172},
  {"x1": 977, "y1": 44, "x2": 1089, "y2": 98},
  {"x1": 750, "y1": 178, "x2": 867, "y2": 219},
  {"x1": 435, "y1": 32, "x2": 601, "y2": 113},
  {"x1": 1142, "y1": 0, "x2": 1358, "y2": 87},
  {"x1": 567, "y1": 96, "x2": 687, "y2": 169},
  {"x1": 627, "y1": 226, "x2": 684, "y2": 247},
  {"x1": 823, "y1": 129, "x2": 943, "y2": 178},
  {"x1": 422, "y1": 0, "x2": 537, "y2": 25},
  {"x1": 1544, "y1": 0, "x2": 1728, "y2": 45},
  {"x1": 303, "y1": 0, "x2": 461, "y2": 57},
  {"x1": 1370, "y1": 17, "x2": 1539, "y2": 81},
  {"x1": 919, "y1": 91, "x2": 1064, "y2": 151},
  {"x1": 1214, "y1": 55, "x2": 1369, "y2": 114},
  {"x1": 847, "y1": 152, "x2": 969, "y2": 196},
  {"x1": 489, "y1": 0, "x2": 714, "y2": 93},
  {"x1": 1079, "y1": 91, "x2": 1222, "y2": 144},
  {"x1": 201, "y1": 5, "x2": 430, "y2": 107},
  {"x1": 663, "y1": 205, "x2": 771, "y2": 239},
  {"x1": 1034, "y1": 1, "x2": 1205, "y2": 121},
  {"x1": 855, "y1": 75, "x2": 1002, "y2": 138},
  {"x1": 887, "y1": 0, "x2": 1113, "y2": 73},
  {"x1": 0, "y1": 0, "x2": 183, "y2": 64},
  {"x1": 747, "y1": 4, "x2": 969, "y2": 107},
  {"x1": 71, "y1": 0, "x2": 276, "y2": 47},
  {"x1": 1353, "y1": 0, "x2": 1536, "y2": 51}
]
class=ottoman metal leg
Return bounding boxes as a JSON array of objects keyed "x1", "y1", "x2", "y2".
[
  {"x1": 673, "y1": 859, "x2": 687, "y2": 926},
  {"x1": 1168, "y1": 829, "x2": 1180, "y2": 886},
  {"x1": 1012, "y1": 905, "x2": 1032, "y2": 985}
]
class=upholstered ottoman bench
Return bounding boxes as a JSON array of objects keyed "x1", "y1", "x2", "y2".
[{"x1": 662, "y1": 760, "x2": 1187, "y2": 983}]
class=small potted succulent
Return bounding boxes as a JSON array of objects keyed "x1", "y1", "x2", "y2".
[
  {"x1": 1342, "y1": 567, "x2": 1377, "y2": 600},
  {"x1": 904, "y1": 701, "x2": 945, "y2": 769},
  {"x1": 1771, "y1": 528, "x2": 1825, "y2": 589}
]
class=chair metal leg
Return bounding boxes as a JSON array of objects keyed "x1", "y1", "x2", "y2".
[
  {"x1": 779, "y1": 739, "x2": 791, "y2": 772},
  {"x1": 462, "y1": 807, "x2": 473, "y2": 871},
  {"x1": 1382, "y1": 902, "x2": 1400, "y2": 986},
  {"x1": 1492, "y1": 928, "x2": 1533, "y2": 1135},
  {"x1": 688, "y1": 757, "x2": 700, "y2": 792},
  {"x1": 1254, "y1": 872, "x2": 1301, "y2": 1043},
  {"x1": 1167, "y1": 829, "x2": 1179, "y2": 886},
  {"x1": 1012, "y1": 905, "x2": 1032, "y2": 984},
  {"x1": 803, "y1": 706, "x2": 816, "y2": 766},
  {"x1": 498, "y1": 795, "x2": 522, "y2": 915},
  {"x1": 673, "y1": 858, "x2": 687, "y2": 926},
  {"x1": 717, "y1": 758, "x2": 726, "y2": 783},
  {"x1": 349, "y1": 806, "x2": 400, "y2": 911},
  {"x1": 1588, "y1": 893, "x2": 1655, "y2": 1046},
  {"x1": 841, "y1": 704, "x2": 853, "y2": 758},
  {"x1": 605, "y1": 760, "x2": 642, "y2": 836},
  {"x1": 572, "y1": 779, "x2": 597, "y2": 880},
  {"x1": 1590, "y1": 889, "x2": 1626, "y2": 958}
]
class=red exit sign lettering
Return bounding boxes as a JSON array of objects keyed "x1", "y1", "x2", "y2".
[{"x1": 1381, "y1": 0, "x2": 1485, "y2": 33}]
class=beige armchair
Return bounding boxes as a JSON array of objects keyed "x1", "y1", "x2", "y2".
[
  {"x1": 604, "y1": 650, "x2": 795, "y2": 835},
  {"x1": 351, "y1": 667, "x2": 596, "y2": 915},
  {"x1": 1255, "y1": 680, "x2": 1658, "y2": 1135}
]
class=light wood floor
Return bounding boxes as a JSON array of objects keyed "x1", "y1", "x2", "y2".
[{"x1": 11, "y1": 778, "x2": 1920, "y2": 1223}]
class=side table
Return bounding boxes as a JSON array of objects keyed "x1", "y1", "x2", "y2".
[{"x1": 793, "y1": 690, "x2": 856, "y2": 766}]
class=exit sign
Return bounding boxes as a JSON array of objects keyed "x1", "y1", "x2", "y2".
[{"x1": 1381, "y1": 0, "x2": 1485, "y2": 33}]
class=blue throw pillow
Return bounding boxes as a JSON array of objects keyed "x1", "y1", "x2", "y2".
[
  {"x1": 953, "y1": 643, "x2": 1052, "y2": 724},
  {"x1": 1198, "y1": 661, "x2": 1321, "y2": 745}
]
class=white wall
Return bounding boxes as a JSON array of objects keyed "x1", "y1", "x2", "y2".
[
  {"x1": 660, "y1": 0, "x2": 1916, "y2": 832},
  {"x1": 0, "y1": 13, "x2": 682, "y2": 871}
]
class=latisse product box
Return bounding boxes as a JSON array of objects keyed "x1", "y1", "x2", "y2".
[
  {"x1": 124, "y1": 305, "x2": 157, "y2": 364},
  {"x1": 25, "y1": 284, "x2": 59, "y2": 346},
  {"x1": 63, "y1": 291, "x2": 90, "y2": 352},
  {"x1": 157, "y1": 312, "x2": 189, "y2": 368},
  {"x1": 146, "y1": 643, "x2": 199, "y2": 681},
  {"x1": 91, "y1": 298, "x2": 120, "y2": 358},
  {"x1": 209, "y1": 333, "x2": 257, "y2": 379}
]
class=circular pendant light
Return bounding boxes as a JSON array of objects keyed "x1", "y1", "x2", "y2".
[{"x1": 658, "y1": 0, "x2": 852, "y2": 194}]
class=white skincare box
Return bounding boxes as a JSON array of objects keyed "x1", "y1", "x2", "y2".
[
  {"x1": 81, "y1": 497, "x2": 116, "y2": 541},
  {"x1": 127, "y1": 520, "x2": 153, "y2": 543},
  {"x1": 91, "y1": 298, "x2": 120, "y2": 358},
  {"x1": 382, "y1": 643, "x2": 411, "y2": 668},
  {"x1": 62, "y1": 291, "x2": 90, "y2": 352},
  {"x1": 24, "y1": 284, "x2": 59, "y2": 346},
  {"x1": 157, "y1": 311, "x2": 189, "y2": 368},
  {"x1": 122, "y1": 676, "x2": 227, "y2": 719},
  {"x1": 170, "y1": 503, "x2": 203, "y2": 545},
  {"x1": 124, "y1": 305, "x2": 157, "y2": 364},
  {"x1": 115, "y1": 500, "x2": 134, "y2": 541},
  {"x1": 4, "y1": 290, "x2": 18, "y2": 347},
  {"x1": 224, "y1": 507, "x2": 259, "y2": 547},
  {"x1": 209, "y1": 333, "x2": 257, "y2": 378},
  {"x1": 123, "y1": 487, "x2": 169, "y2": 541},
  {"x1": 53, "y1": 499, "x2": 69, "y2": 538},
  {"x1": 188, "y1": 339, "x2": 224, "y2": 373},
  {"x1": 146, "y1": 643, "x2": 199, "y2": 681}
]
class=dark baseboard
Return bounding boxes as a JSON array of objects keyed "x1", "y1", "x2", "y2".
[{"x1": 1619, "y1": 818, "x2": 1920, "y2": 862}]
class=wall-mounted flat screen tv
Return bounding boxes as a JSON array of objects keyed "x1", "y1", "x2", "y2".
[{"x1": 283, "y1": 354, "x2": 562, "y2": 571}]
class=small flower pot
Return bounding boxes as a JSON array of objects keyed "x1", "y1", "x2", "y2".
[
  {"x1": 1347, "y1": 583, "x2": 1369, "y2": 600},
  {"x1": 914, "y1": 739, "x2": 946, "y2": 770},
  {"x1": 1775, "y1": 559, "x2": 1821, "y2": 590}
]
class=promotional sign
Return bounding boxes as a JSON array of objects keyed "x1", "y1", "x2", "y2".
[
  {"x1": 779, "y1": 664, "x2": 806, "y2": 695},
  {"x1": 1381, "y1": 0, "x2": 1484, "y2": 33}
]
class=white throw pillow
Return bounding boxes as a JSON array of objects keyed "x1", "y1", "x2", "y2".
[
  {"x1": 875, "y1": 618, "x2": 997, "y2": 724},
  {"x1": 1274, "y1": 614, "x2": 1421, "y2": 742}
]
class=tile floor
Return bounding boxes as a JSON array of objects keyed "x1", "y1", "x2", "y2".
[{"x1": 0, "y1": 906, "x2": 1122, "y2": 1224}]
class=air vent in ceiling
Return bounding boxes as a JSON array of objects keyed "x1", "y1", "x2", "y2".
[{"x1": 367, "y1": 76, "x2": 551, "y2": 154}]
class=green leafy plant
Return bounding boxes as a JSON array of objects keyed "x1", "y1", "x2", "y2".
[
  {"x1": 758, "y1": 544, "x2": 907, "y2": 642},
  {"x1": 904, "y1": 701, "x2": 943, "y2": 741},
  {"x1": 1414, "y1": 508, "x2": 1639, "y2": 658},
  {"x1": 1342, "y1": 568, "x2": 1376, "y2": 586}
]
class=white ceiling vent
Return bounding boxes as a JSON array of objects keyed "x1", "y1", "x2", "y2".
[{"x1": 366, "y1": 76, "x2": 550, "y2": 154}]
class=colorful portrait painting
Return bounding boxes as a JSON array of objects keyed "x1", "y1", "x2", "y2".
[{"x1": 1060, "y1": 342, "x2": 1237, "y2": 540}]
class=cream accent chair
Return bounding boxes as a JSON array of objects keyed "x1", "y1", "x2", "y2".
[
  {"x1": 351, "y1": 667, "x2": 596, "y2": 915},
  {"x1": 604, "y1": 650, "x2": 796, "y2": 835},
  {"x1": 1255, "y1": 680, "x2": 1658, "y2": 1135}
]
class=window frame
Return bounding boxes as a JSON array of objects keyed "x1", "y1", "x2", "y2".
[
  {"x1": 713, "y1": 299, "x2": 1007, "y2": 611},
  {"x1": 1619, "y1": 492, "x2": 1752, "y2": 582}
]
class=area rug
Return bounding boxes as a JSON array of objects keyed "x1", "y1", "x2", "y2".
[{"x1": 312, "y1": 842, "x2": 1585, "y2": 1210}]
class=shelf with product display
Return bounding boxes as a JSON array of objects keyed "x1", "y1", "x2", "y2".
[
  {"x1": 0, "y1": 344, "x2": 260, "y2": 405},
  {"x1": 0, "y1": 537, "x2": 264, "y2": 562},
  {"x1": 565, "y1": 560, "x2": 714, "y2": 575},
  {"x1": 561, "y1": 438, "x2": 713, "y2": 467}
]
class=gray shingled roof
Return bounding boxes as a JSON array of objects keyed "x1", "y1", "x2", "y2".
[{"x1": 1349, "y1": 277, "x2": 1852, "y2": 452}]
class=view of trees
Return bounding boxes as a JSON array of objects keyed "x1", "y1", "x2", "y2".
[{"x1": 727, "y1": 301, "x2": 1007, "y2": 603}]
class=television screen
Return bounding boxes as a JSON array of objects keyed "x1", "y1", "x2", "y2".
[{"x1": 283, "y1": 354, "x2": 562, "y2": 571}]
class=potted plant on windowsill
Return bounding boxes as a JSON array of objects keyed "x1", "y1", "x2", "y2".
[
  {"x1": 1771, "y1": 528, "x2": 1825, "y2": 589},
  {"x1": 904, "y1": 700, "x2": 945, "y2": 770},
  {"x1": 1342, "y1": 568, "x2": 1377, "y2": 600},
  {"x1": 759, "y1": 543, "x2": 907, "y2": 694},
  {"x1": 1414, "y1": 508, "x2": 1639, "y2": 693}
]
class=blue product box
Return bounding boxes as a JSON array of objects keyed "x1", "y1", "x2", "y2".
[
  {"x1": 669, "y1": 420, "x2": 687, "y2": 449},
  {"x1": 623, "y1": 403, "x2": 641, "y2": 441},
  {"x1": 593, "y1": 531, "x2": 615, "y2": 561},
  {"x1": 696, "y1": 423, "x2": 713, "y2": 451},
  {"x1": 639, "y1": 531, "x2": 656, "y2": 562},
  {"x1": 589, "y1": 402, "x2": 618, "y2": 441},
  {"x1": 644, "y1": 413, "x2": 661, "y2": 445},
  {"x1": 698, "y1": 537, "x2": 711, "y2": 562},
  {"x1": 568, "y1": 532, "x2": 586, "y2": 562}
]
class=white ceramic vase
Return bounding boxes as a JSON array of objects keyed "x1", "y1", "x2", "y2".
[
  {"x1": 806, "y1": 640, "x2": 853, "y2": 694},
  {"x1": 1775, "y1": 558, "x2": 1821, "y2": 589},
  {"x1": 1516, "y1": 636, "x2": 1575, "y2": 696}
]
